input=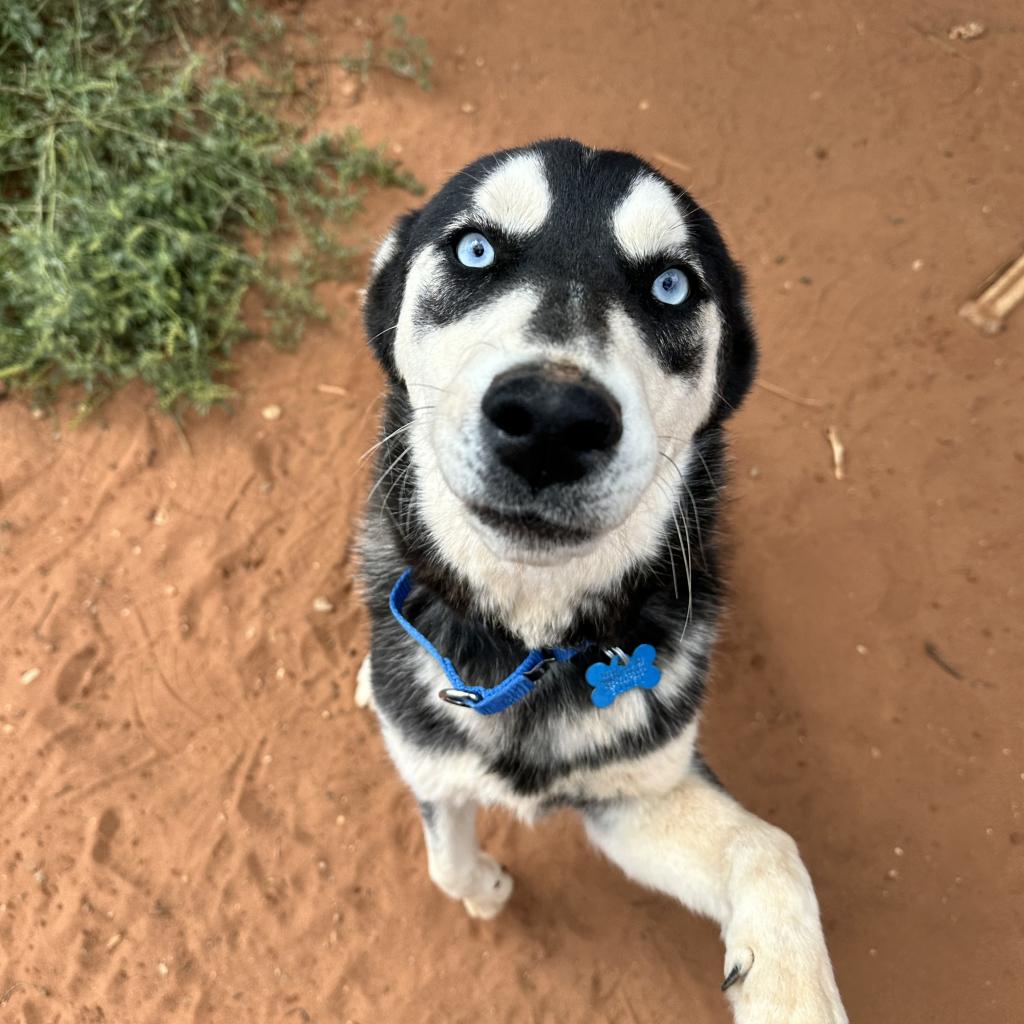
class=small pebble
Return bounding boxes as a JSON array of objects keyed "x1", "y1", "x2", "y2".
[
  {"x1": 312, "y1": 596, "x2": 334, "y2": 613},
  {"x1": 20, "y1": 668, "x2": 40, "y2": 686},
  {"x1": 948, "y1": 21, "x2": 985, "y2": 41},
  {"x1": 261, "y1": 404, "x2": 282, "y2": 421},
  {"x1": 106, "y1": 933, "x2": 123, "y2": 952},
  {"x1": 460, "y1": 101, "x2": 476, "y2": 114},
  {"x1": 157, "y1": 962, "x2": 169, "y2": 978},
  {"x1": 638, "y1": 99, "x2": 650, "y2": 111},
  {"x1": 856, "y1": 644, "x2": 869, "y2": 655}
]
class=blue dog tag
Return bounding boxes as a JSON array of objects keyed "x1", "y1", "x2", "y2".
[{"x1": 585, "y1": 644, "x2": 661, "y2": 708}]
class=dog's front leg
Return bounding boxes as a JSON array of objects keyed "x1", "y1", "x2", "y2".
[
  {"x1": 418, "y1": 799, "x2": 514, "y2": 920},
  {"x1": 585, "y1": 775, "x2": 847, "y2": 1024}
]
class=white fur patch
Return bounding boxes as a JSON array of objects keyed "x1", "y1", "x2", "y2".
[
  {"x1": 371, "y1": 228, "x2": 398, "y2": 275},
  {"x1": 470, "y1": 152, "x2": 551, "y2": 236},
  {"x1": 612, "y1": 174, "x2": 688, "y2": 261},
  {"x1": 379, "y1": 708, "x2": 700, "y2": 824}
]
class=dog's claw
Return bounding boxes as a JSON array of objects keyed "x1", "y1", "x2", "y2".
[{"x1": 721, "y1": 963, "x2": 744, "y2": 991}]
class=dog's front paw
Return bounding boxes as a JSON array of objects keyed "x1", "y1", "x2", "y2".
[
  {"x1": 428, "y1": 849, "x2": 515, "y2": 919},
  {"x1": 461, "y1": 853, "x2": 514, "y2": 920},
  {"x1": 721, "y1": 928, "x2": 847, "y2": 1024}
]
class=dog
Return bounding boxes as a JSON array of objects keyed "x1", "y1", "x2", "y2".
[{"x1": 356, "y1": 139, "x2": 847, "y2": 1023}]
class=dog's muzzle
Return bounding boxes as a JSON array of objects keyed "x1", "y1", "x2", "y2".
[{"x1": 480, "y1": 363, "x2": 622, "y2": 491}]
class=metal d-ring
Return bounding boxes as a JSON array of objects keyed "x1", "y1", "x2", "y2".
[{"x1": 603, "y1": 646, "x2": 629, "y2": 664}]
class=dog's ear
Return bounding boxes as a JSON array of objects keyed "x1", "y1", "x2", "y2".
[
  {"x1": 363, "y1": 209, "x2": 421, "y2": 380},
  {"x1": 714, "y1": 259, "x2": 758, "y2": 421}
]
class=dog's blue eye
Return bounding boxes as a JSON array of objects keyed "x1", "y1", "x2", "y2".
[
  {"x1": 652, "y1": 268, "x2": 689, "y2": 306},
  {"x1": 456, "y1": 231, "x2": 495, "y2": 269}
]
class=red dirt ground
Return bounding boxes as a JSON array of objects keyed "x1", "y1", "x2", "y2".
[{"x1": 1, "y1": 2, "x2": 1022, "y2": 1022}]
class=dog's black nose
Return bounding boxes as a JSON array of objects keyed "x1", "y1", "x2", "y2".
[{"x1": 481, "y1": 366, "x2": 622, "y2": 489}]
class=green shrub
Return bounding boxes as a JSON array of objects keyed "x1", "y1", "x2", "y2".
[{"x1": 0, "y1": 1, "x2": 420, "y2": 414}]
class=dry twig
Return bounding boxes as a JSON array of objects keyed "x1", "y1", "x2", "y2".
[
  {"x1": 756, "y1": 379, "x2": 827, "y2": 408},
  {"x1": 826, "y1": 425, "x2": 845, "y2": 480},
  {"x1": 959, "y1": 251, "x2": 1024, "y2": 334}
]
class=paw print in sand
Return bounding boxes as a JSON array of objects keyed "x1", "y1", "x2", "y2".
[{"x1": 585, "y1": 644, "x2": 661, "y2": 708}]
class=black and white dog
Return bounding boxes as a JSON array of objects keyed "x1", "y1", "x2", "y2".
[{"x1": 356, "y1": 139, "x2": 846, "y2": 1023}]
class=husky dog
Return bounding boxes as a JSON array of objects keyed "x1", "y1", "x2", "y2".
[{"x1": 356, "y1": 139, "x2": 846, "y2": 1023}]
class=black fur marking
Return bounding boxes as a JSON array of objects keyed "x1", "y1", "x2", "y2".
[{"x1": 359, "y1": 139, "x2": 756, "y2": 800}]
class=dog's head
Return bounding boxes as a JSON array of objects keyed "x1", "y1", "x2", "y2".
[{"x1": 365, "y1": 139, "x2": 756, "y2": 592}]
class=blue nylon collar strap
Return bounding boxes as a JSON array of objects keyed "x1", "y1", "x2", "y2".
[{"x1": 388, "y1": 569, "x2": 590, "y2": 715}]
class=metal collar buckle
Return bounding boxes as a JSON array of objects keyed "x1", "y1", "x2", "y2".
[{"x1": 438, "y1": 687, "x2": 483, "y2": 707}]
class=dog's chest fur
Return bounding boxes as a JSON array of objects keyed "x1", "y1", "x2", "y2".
[
  {"x1": 375, "y1": 643, "x2": 708, "y2": 822},
  {"x1": 361, "y1": 500, "x2": 721, "y2": 819}
]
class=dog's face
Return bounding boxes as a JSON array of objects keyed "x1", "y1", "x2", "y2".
[{"x1": 365, "y1": 139, "x2": 755, "y2": 578}]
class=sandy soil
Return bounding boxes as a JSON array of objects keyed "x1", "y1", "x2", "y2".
[{"x1": 2, "y1": 1, "x2": 1022, "y2": 1021}]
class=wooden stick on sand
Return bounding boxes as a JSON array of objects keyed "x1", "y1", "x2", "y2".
[{"x1": 959, "y1": 250, "x2": 1024, "y2": 335}]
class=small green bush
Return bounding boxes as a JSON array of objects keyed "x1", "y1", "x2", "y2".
[
  {"x1": 341, "y1": 13, "x2": 434, "y2": 91},
  {"x1": 0, "y1": 1, "x2": 420, "y2": 413}
]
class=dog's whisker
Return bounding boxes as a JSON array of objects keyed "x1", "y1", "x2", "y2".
[
  {"x1": 401, "y1": 462, "x2": 418, "y2": 535},
  {"x1": 383, "y1": 457, "x2": 416, "y2": 529},
  {"x1": 366, "y1": 321, "x2": 399, "y2": 346},
  {"x1": 367, "y1": 445, "x2": 411, "y2": 508},
  {"x1": 680, "y1": 478, "x2": 707, "y2": 565},
  {"x1": 359, "y1": 421, "x2": 416, "y2": 464},
  {"x1": 692, "y1": 441, "x2": 722, "y2": 496},
  {"x1": 655, "y1": 455, "x2": 694, "y2": 637},
  {"x1": 359, "y1": 404, "x2": 438, "y2": 467},
  {"x1": 652, "y1": 478, "x2": 680, "y2": 601},
  {"x1": 659, "y1": 450, "x2": 708, "y2": 565}
]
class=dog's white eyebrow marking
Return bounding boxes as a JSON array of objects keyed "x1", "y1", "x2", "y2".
[
  {"x1": 612, "y1": 174, "x2": 688, "y2": 262},
  {"x1": 471, "y1": 152, "x2": 551, "y2": 236}
]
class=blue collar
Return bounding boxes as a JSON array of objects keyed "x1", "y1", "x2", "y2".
[{"x1": 389, "y1": 569, "x2": 590, "y2": 715}]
